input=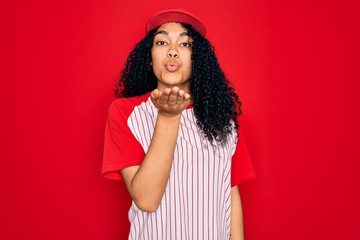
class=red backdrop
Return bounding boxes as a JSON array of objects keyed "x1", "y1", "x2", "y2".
[{"x1": 1, "y1": 0, "x2": 359, "y2": 239}]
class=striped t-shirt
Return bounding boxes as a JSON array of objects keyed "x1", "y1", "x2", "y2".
[{"x1": 102, "y1": 93, "x2": 255, "y2": 240}]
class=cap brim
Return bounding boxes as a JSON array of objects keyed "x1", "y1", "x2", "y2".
[{"x1": 146, "y1": 9, "x2": 206, "y2": 36}]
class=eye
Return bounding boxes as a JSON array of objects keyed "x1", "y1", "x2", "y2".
[
  {"x1": 155, "y1": 41, "x2": 167, "y2": 46},
  {"x1": 180, "y1": 42, "x2": 193, "y2": 48}
]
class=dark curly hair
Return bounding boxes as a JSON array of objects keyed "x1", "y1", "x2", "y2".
[{"x1": 115, "y1": 24, "x2": 242, "y2": 144}]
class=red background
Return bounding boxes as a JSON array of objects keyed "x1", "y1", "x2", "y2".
[{"x1": 1, "y1": 0, "x2": 359, "y2": 239}]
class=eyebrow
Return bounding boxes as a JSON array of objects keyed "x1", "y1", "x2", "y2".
[{"x1": 155, "y1": 30, "x2": 189, "y2": 37}]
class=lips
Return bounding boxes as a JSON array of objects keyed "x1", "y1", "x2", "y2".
[{"x1": 165, "y1": 61, "x2": 179, "y2": 72}]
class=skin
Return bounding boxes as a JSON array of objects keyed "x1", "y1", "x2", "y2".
[
  {"x1": 151, "y1": 22, "x2": 193, "y2": 93},
  {"x1": 231, "y1": 186, "x2": 244, "y2": 239},
  {"x1": 120, "y1": 22, "x2": 244, "y2": 239}
]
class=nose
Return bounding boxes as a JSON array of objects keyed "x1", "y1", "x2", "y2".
[{"x1": 167, "y1": 48, "x2": 178, "y2": 58}]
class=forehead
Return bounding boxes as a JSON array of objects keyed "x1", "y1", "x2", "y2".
[{"x1": 156, "y1": 22, "x2": 188, "y2": 33}]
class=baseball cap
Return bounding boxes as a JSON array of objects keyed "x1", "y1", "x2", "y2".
[{"x1": 146, "y1": 9, "x2": 206, "y2": 36}]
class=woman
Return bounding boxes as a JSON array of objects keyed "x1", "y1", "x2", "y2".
[{"x1": 102, "y1": 9, "x2": 255, "y2": 239}]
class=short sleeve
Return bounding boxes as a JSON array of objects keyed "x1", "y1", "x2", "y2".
[
  {"x1": 231, "y1": 128, "x2": 256, "y2": 186},
  {"x1": 102, "y1": 100, "x2": 145, "y2": 181}
]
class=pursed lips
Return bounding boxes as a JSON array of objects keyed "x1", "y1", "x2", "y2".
[{"x1": 165, "y1": 61, "x2": 179, "y2": 72}]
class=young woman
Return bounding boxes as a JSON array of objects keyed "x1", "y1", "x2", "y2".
[{"x1": 102, "y1": 9, "x2": 255, "y2": 239}]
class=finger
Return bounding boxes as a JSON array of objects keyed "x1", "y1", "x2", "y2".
[
  {"x1": 151, "y1": 89, "x2": 160, "y2": 100},
  {"x1": 184, "y1": 93, "x2": 191, "y2": 100},
  {"x1": 158, "y1": 88, "x2": 171, "y2": 104},
  {"x1": 168, "y1": 87, "x2": 179, "y2": 104},
  {"x1": 183, "y1": 93, "x2": 191, "y2": 104},
  {"x1": 177, "y1": 90, "x2": 185, "y2": 103}
]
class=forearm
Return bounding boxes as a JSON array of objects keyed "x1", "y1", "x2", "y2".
[
  {"x1": 128, "y1": 113, "x2": 181, "y2": 211},
  {"x1": 230, "y1": 186, "x2": 244, "y2": 239},
  {"x1": 121, "y1": 87, "x2": 190, "y2": 212}
]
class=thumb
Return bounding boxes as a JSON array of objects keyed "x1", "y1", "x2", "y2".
[{"x1": 151, "y1": 89, "x2": 161, "y2": 100}]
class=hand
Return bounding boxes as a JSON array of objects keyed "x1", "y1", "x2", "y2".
[{"x1": 151, "y1": 87, "x2": 191, "y2": 117}]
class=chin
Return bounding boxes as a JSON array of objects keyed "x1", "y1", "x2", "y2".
[{"x1": 160, "y1": 77, "x2": 183, "y2": 85}]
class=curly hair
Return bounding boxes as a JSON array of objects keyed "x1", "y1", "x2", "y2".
[
  {"x1": 115, "y1": 28, "x2": 158, "y2": 97},
  {"x1": 115, "y1": 24, "x2": 242, "y2": 144}
]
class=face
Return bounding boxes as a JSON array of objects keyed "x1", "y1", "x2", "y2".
[{"x1": 151, "y1": 22, "x2": 193, "y2": 92}]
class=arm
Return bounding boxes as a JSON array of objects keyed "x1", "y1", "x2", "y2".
[
  {"x1": 120, "y1": 87, "x2": 190, "y2": 212},
  {"x1": 230, "y1": 185, "x2": 244, "y2": 240}
]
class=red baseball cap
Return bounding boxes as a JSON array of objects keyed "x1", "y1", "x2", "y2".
[{"x1": 146, "y1": 9, "x2": 206, "y2": 36}]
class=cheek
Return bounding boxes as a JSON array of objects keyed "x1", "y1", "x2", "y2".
[
  {"x1": 151, "y1": 49, "x2": 163, "y2": 65},
  {"x1": 184, "y1": 55, "x2": 192, "y2": 72},
  {"x1": 184, "y1": 51, "x2": 192, "y2": 65},
  {"x1": 150, "y1": 49, "x2": 156, "y2": 64},
  {"x1": 151, "y1": 51, "x2": 161, "y2": 73}
]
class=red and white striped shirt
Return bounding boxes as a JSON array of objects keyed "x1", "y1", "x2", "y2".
[{"x1": 102, "y1": 93, "x2": 255, "y2": 239}]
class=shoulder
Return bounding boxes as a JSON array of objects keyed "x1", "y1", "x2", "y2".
[{"x1": 108, "y1": 93, "x2": 151, "y2": 121}]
